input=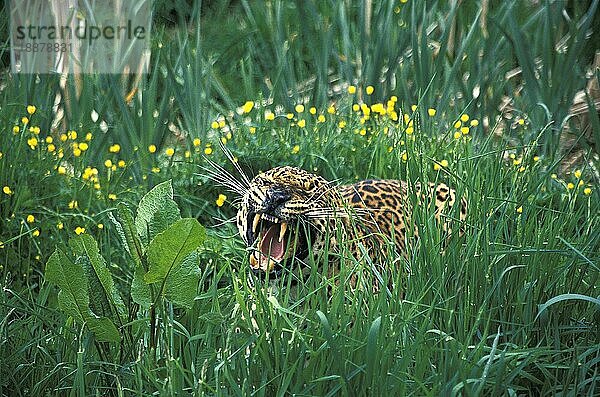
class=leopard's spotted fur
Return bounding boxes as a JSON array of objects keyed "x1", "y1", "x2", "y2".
[{"x1": 236, "y1": 166, "x2": 467, "y2": 278}]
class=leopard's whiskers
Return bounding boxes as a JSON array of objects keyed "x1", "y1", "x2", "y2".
[
  {"x1": 199, "y1": 159, "x2": 247, "y2": 196},
  {"x1": 210, "y1": 215, "x2": 238, "y2": 228},
  {"x1": 219, "y1": 140, "x2": 252, "y2": 188}
]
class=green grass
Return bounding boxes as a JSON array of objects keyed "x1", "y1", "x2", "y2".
[{"x1": 1, "y1": 0, "x2": 599, "y2": 395}]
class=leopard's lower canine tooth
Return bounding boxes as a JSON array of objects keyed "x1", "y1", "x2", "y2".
[
  {"x1": 252, "y1": 214, "x2": 261, "y2": 234},
  {"x1": 278, "y1": 222, "x2": 287, "y2": 242}
]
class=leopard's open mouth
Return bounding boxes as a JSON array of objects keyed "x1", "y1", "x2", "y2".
[{"x1": 246, "y1": 212, "x2": 308, "y2": 276}]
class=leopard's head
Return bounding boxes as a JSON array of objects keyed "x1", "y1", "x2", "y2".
[{"x1": 237, "y1": 166, "x2": 334, "y2": 276}]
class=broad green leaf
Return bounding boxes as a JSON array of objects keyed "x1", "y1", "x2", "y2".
[
  {"x1": 132, "y1": 266, "x2": 152, "y2": 309},
  {"x1": 70, "y1": 235, "x2": 126, "y2": 320},
  {"x1": 109, "y1": 203, "x2": 144, "y2": 267},
  {"x1": 135, "y1": 180, "x2": 181, "y2": 244},
  {"x1": 45, "y1": 249, "x2": 90, "y2": 324},
  {"x1": 110, "y1": 204, "x2": 152, "y2": 308},
  {"x1": 164, "y1": 251, "x2": 202, "y2": 309},
  {"x1": 75, "y1": 254, "x2": 112, "y2": 318},
  {"x1": 87, "y1": 317, "x2": 120, "y2": 343},
  {"x1": 45, "y1": 249, "x2": 121, "y2": 343},
  {"x1": 144, "y1": 218, "x2": 205, "y2": 284}
]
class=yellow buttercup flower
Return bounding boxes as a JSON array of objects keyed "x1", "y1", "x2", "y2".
[
  {"x1": 371, "y1": 103, "x2": 385, "y2": 115},
  {"x1": 574, "y1": 169, "x2": 582, "y2": 179},
  {"x1": 583, "y1": 187, "x2": 592, "y2": 196},
  {"x1": 516, "y1": 206, "x2": 523, "y2": 214},
  {"x1": 216, "y1": 193, "x2": 227, "y2": 207},
  {"x1": 193, "y1": 138, "x2": 201, "y2": 147},
  {"x1": 27, "y1": 137, "x2": 38, "y2": 149},
  {"x1": 366, "y1": 86, "x2": 374, "y2": 95},
  {"x1": 211, "y1": 121, "x2": 220, "y2": 129},
  {"x1": 265, "y1": 111, "x2": 275, "y2": 121},
  {"x1": 13, "y1": 126, "x2": 20, "y2": 134},
  {"x1": 118, "y1": 160, "x2": 126, "y2": 168},
  {"x1": 295, "y1": 104, "x2": 305, "y2": 113},
  {"x1": 460, "y1": 126, "x2": 470, "y2": 135},
  {"x1": 3, "y1": 186, "x2": 13, "y2": 195},
  {"x1": 22, "y1": 117, "x2": 29, "y2": 125},
  {"x1": 470, "y1": 119, "x2": 479, "y2": 127},
  {"x1": 109, "y1": 144, "x2": 121, "y2": 153},
  {"x1": 291, "y1": 145, "x2": 300, "y2": 154},
  {"x1": 32, "y1": 230, "x2": 40, "y2": 237},
  {"x1": 108, "y1": 193, "x2": 117, "y2": 200},
  {"x1": 298, "y1": 119, "x2": 306, "y2": 128},
  {"x1": 348, "y1": 85, "x2": 356, "y2": 94},
  {"x1": 204, "y1": 147, "x2": 213, "y2": 155},
  {"x1": 57, "y1": 222, "x2": 64, "y2": 230},
  {"x1": 327, "y1": 106, "x2": 336, "y2": 114},
  {"x1": 58, "y1": 166, "x2": 67, "y2": 175},
  {"x1": 427, "y1": 108, "x2": 436, "y2": 117},
  {"x1": 148, "y1": 144, "x2": 157, "y2": 153},
  {"x1": 338, "y1": 120, "x2": 346, "y2": 129},
  {"x1": 165, "y1": 147, "x2": 175, "y2": 157},
  {"x1": 68, "y1": 200, "x2": 78, "y2": 209},
  {"x1": 79, "y1": 142, "x2": 88, "y2": 151},
  {"x1": 460, "y1": 114, "x2": 469, "y2": 122},
  {"x1": 567, "y1": 182, "x2": 575, "y2": 190},
  {"x1": 27, "y1": 214, "x2": 35, "y2": 223},
  {"x1": 454, "y1": 131, "x2": 462, "y2": 140},
  {"x1": 317, "y1": 115, "x2": 326, "y2": 123},
  {"x1": 75, "y1": 226, "x2": 85, "y2": 235},
  {"x1": 27, "y1": 105, "x2": 36, "y2": 115},
  {"x1": 309, "y1": 107, "x2": 317, "y2": 115},
  {"x1": 97, "y1": 223, "x2": 104, "y2": 229},
  {"x1": 104, "y1": 159, "x2": 113, "y2": 168},
  {"x1": 242, "y1": 101, "x2": 254, "y2": 114}
]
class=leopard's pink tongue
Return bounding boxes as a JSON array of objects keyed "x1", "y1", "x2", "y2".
[{"x1": 259, "y1": 224, "x2": 285, "y2": 260}]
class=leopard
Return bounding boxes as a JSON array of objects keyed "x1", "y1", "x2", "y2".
[{"x1": 235, "y1": 166, "x2": 467, "y2": 279}]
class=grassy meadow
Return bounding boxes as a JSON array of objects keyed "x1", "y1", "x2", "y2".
[{"x1": 1, "y1": 0, "x2": 599, "y2": 395}]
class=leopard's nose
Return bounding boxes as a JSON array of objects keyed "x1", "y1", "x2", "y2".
[{"x1": 264, "y1": 189, "x2": 291, "y2": 213}]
